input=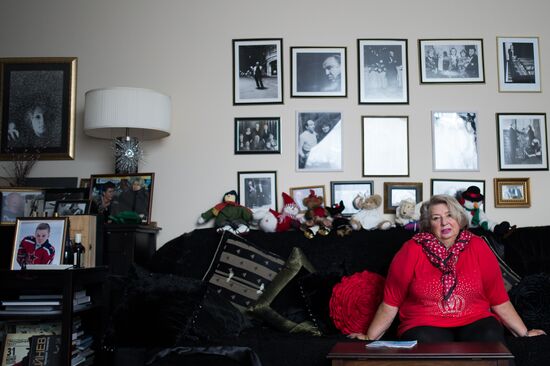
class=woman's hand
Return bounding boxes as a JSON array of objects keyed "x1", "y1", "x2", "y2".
[
  {"x1": 526, "y1": 329, "x2": 547, "y2": 337},
  {"x1": 347, "y1": 333, "x2": 369, "y2": 340}
]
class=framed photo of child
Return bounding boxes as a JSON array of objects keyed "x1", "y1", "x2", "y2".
[{"x1": 10, "y1": 217, "x2": 68, "y2": 270}]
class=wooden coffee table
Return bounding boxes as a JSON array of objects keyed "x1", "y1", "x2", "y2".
[{"x1": 327, "y1": 341, "x2": 513, "y2": 366}]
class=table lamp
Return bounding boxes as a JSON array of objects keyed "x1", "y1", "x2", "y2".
[{"x1": 84, "y1": 87, "x2": 171, "y2": 173}]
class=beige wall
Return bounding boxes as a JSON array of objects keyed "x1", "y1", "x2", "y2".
[{"x1": 1, "y1": 0, "x2": 549, "y2": 247}]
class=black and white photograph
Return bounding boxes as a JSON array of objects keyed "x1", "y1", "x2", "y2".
[
  {"x1": 431, "y1": 179, "x2": 486, "y2": 210},
  {"x1": 291, "y1": 47, "x2": 346, "y2": 97},
  {"x1": 330, "y1": 181, "x2": 373, "y2": 217},
  {"x1": 234, "y1": 117, "x2": 280, "y2": 154},
  {"x1": 233, "y1": 39, "x2": 283, "y2": 105},
  {"x1": 362, "y1": 116, "x2": 409, "y2": 176},
  {"x1": 497, "y1": 37, "x2": 541, "y2": 92},
  {"x1": 432, "y1": 112, "x2": 479, "y2": 171},
  {"x1": 237, "y1": 171, "x2": 277, "y2": 210},
  {"x1": 54, "y1": 199, "x2": 90, "y2": 216},
  {"x1": 419, "y1": 39, "x2": 484, "y2": 83},
  {"x1": 494, "y1": 178, "x2": 530, "y2": 208},
  {"x1": 497, "y1": 113, "x2": 548, "y2": 170},
  {"x1": 0, "y1": 57, "x2": 76, "y2": 159},
  {"x1": 42, "y1": 188, "x2": 88, "y2": 217},
  {"x1": 383, "y1": 182, "x2": 422, "y2": 214},
  {"x1": 1, "y1": 189, "x2": 44, "y2": 225},
  {"x1": 10, "y1": 217, "x2": 67, "y2": 270},
  {"x1": 289, "y1": 185, "x2": 325, "y2": 212},
  {"x1": 358, "y1": 39, "x2": 408, "y2": 104},
  {"x1": 296, "y1": 111, "x2": 342, "y2": 171}
]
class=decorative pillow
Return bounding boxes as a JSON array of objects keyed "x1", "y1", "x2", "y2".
[
  {"x1": 481, "y1": 235, "x2": 521, "y2": 291},
  {"x1": 508, "y1": 273, "x2": 550, "y2": 333},
  {"x1": 329, "y1": 270, "x2": 385, "y2": 335},
  {"x1": 203, "y1": 232, "x2": 286, "y2": 312},
  {"x1": 247, "y1": 247, "x2": 321, "y2": 335}
]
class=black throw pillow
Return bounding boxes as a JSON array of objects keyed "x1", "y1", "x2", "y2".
[{"x1": 508, "y1": 273, "x2": 550, "y2": 333}]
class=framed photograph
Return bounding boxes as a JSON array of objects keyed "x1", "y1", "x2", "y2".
[
  {"x1": 291, "y1": 47, "x2": 347, "y2": 97},
  {"x1": 362, "y1": 116, "x2": 409, "y2": 176},
  {"x1": 330, "y1": 181, "x2": 373, "y2": 217},
  {"x1": 289, "y1": 185, "x2": 325, "y2": 212},
  {"x1": 496, "y1": 113, "x2": 548, "y2": 170},
  {"x1": 43, "y1": 188, "x2": 88, "y2": 217},
  {"x1": 296, "y1": 111, "x2": 342, "y2": 171},
  {"x1": 54, "y1": 199, "x2": 91, "y2": 216},
  {"x1": 233, "y1": 38, "x2": 283, "y2": 105},
  {"x1": 1, "y1": 189, "x2": 44, "y2": 225},
  {"x1": 431, "y1": 179, "x2": 486, "y2": 210},
  {"x1": 10, "y1": 217, "x2": 68, "y2": 270},
  {"x1": 237, "y1": 171, "x2": 277, "y2": 211},
  {"x1": 90, "y1": 173, "x2": 154, "y2": 224},
  {"x1": 79, "y1": 178, "x2": 90, "y2": 188},
  {"x1": 234, "y1": 117, "x2": 280, "y2": 154},
  {"x1": 432, "y1": 112, "x2": 479, "y2": 171},
  {"x1": 494, "y1": 178, "x2": 530, "y2": 208},
  {"x1": 0, "y1": 57, "x2": 77, "y2": 159},
  {"x1": 497, "y1": 37, "x2": 540, "y2": 92},
  {"x1": 418, "y1": 39, "x2": 484, "y2": 83},
  {"x1": 358, "y1": 39, "x2": 409, "y2": 104},
  {"x1": 383, "y1": 182, "x2": 423, "y2": 214}
]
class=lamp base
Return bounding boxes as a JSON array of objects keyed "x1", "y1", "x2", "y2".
[{"x1": 113, "y1": 136, "x2": 143, "y2": 174}]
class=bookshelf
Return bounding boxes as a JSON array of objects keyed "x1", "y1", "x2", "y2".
[{"x1": 0, "y1": 267, "x2": 108, "y2": 366}]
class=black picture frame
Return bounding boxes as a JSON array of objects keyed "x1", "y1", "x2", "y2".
[
  {"x1": 0, "y1": 57, "x2": 77, "y2": 160},
  {"x1": 234, "y1": 117, "x2": 280, "y2": 154},
  {"x1": 43, "y1": 188, "x2": 88, "y2": 217},
  {"x1": 54, "y1": 199, "x2": 91, "y2": 216},
  {"x1": 233, "y1": 38, "x2": 283, "y2": 105},
  {"x1": 237, "y1": 171, "x2": 277, "y2": 210},
  {"x1": 330, "y1": 180, "x2": 374, "y2": 217}
]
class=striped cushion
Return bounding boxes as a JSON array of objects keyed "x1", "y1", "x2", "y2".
[{"x1": 203, "y1": 232, "x2": 285, "y2": 312}]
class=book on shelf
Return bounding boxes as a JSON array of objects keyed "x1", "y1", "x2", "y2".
[
  {"x1": 1, "y1": 300, "x2": 61, "y2": 307},
  {"x1": 2, "y1": 333, "x2": 31, "y2": 366},
  {"x1": 73, "y1": 289, "x2": 87, "y2": 299},
  {"x1": 27, "y1": 334, "x2": 62, "y2": 366},
  {"x1": 73, "y1": 295, "x2": 91, "y2": 306},
  {"x1": 4, "y1": 305, "x2": 60, "y2": 312},
  {"x1": 25, "y1": 264, "x2": 73, "y2": 270},
  {"x1": 18, "y1": 294, "x2": 63, "y2": 301},
  {"x1": 11, "y1": 322, "x2": 62, "y2": 335}
]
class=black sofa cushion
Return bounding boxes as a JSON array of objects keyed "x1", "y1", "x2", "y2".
[{"x1": 509, "y1": 273, "x2": 550, "y2": 334}]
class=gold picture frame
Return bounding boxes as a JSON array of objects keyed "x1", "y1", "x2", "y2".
[
  {"x1": 289, "y1": 185, "x2": 326, "y2": 212},
  {"x1": 494, "y1": 178, "x2": 530, "y2": 208}
]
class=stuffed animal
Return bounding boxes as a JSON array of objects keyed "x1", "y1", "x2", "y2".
[
  {"x1": 395, "y1": 198, "x2": 420, "y2": 231},
  {"x1": 257, "y1": 192, "x2": 301, "y2": 233},
  {"x1": 350, "y1": 194, "x2": 392, "y2": 231},
  {"x1": 326, "y1": 200, "x2": 353, "y2": 237},
  {"x1": 300, "y1": 190, "x2": 332, "y2": 239},
  {"x1": 457, "y1": 186, "x2": 512, "y2": 236},
  {"x1": 197, "y1": 190, "x2": 253, "y2": 234}
]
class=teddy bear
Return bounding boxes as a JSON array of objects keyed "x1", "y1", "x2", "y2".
[
  {"x1": 394, "y1": 198, "x2": 420, "y2": 231},
  {"x1": 300, "y1": 190, "x2": 332, "y2": 239},
  {"x1": 197, "y1": 190, "x2": 253, "y2": 235},
  {"x1": 457, "y1": 186, "x2": 513, "y2": 236},
  {"x1": 350, "y1": 193, "x2": 393, "y2": 231},
  {"x1": 326, "y1": 200, "x2": 353, "y2": 237},
  {"x1": 256, "y1": 192, "x2": 301, "y2": 233}
]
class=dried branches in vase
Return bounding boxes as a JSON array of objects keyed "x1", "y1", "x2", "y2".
[{"x1": 0, "y1": 149, "x2": 40, "y2": 187}]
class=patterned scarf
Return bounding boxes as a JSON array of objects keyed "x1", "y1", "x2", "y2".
[{"x1": 413, "y1": 230, "x2": 472, "y2": 302}]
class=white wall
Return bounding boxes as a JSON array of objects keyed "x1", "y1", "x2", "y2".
[{"x1": 1, "y1": 0, "x2": 549, "y2": 247}]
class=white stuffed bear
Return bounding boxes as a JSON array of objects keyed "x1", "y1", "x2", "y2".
[
  {"x1": 395, "y1": 198, "x2": 420, "y2": 231},
  {"x1": 350, "y1": 193, "x2": 393, "y2": 231}
]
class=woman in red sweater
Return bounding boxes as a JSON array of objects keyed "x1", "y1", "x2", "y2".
[{"x1": 359, "y1": 195, "x2": 546, "y2": 342}]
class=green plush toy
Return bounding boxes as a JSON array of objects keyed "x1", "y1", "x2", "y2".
[{"x1": 197, "y1": 190, "x2": 253, "y2": 235}]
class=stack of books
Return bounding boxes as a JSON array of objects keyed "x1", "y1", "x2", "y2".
[
  {"x1": 71, "y1": 316, "x2": 94, "y2": 366},
  {"x1": 73, "y1": 289, "x2": 92, "y2": 311},
  {"x1": 0, "y1": 294, "x2": 62, "y2": 315}
]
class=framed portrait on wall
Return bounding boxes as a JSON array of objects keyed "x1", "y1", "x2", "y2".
[
  {"x1": 383, "y1": 182, "x2": 422, "y2": 214},
  {"x1": 496, "y1": 113, "x2": 548, "y2": 170},
  {"x1": 296, "y1": 111, "x2": 342, "y2": 171},
  {"x1": 497, "y1": 37, "x2": 540, "y2": 92},
  {"x1": 494, "y1": 178, "x2": 530, "y2": 208},
  {"x1": 431, "y1": 178, "x2": 486, "y2": 210},
  {"x1": 289, "y1": 185, "x2": 325, "y2": 212},
  {"x1": 330, "y1": 180, "x2": 373, "y2": 217},
  {"x1": 419, "y1": 39, "x2": 484, "y2": 83},
  {"x1": 234, "y1": 117, "x2": 280, "y2": 154},
  {"x1": 233, "y1": 38, "x2": 283, "y2": 105},
  {"x1": 358, "y1": 39, "x2": 409, "y2": 104},
  {"x1": 432, "y1": 111, "x2": 479, "y2": 171},
  {"x1": 291, "y1": 47, "x2": 347, "y2": 97},
  {"x1": 362, "y1": 116, "x2": 409, "y2": 176},
  {"x1": 0, "y1": 57, "x2": 77, "y2": 160},
  {"x1": 237, "y1": 171, "x2": 277, "y2": 211}
]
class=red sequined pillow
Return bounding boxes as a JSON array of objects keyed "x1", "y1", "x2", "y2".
[{"x1": 329, "y1": 270, "x2": 385, "y2": 335}]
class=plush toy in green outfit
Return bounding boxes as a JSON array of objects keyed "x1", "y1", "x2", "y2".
[{"x1": 197, "y1": 190, "x2": 253, "y2": 234}]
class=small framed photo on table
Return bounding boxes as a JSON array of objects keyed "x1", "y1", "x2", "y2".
[
  {"x1": 237, "y1": 171, "x2": 277, "y2": 210},
  {"x1": 419, "y1": 39, "x2": 484, "y2": 83},
  {"x1": 10, "y1": 217, "x2": 68, "y2": 270},
  {"x1": 289, "y1": 185, "x2": 325, "y2": 212},
  {"x1": 291, "y1": 47, "x2": 347, "y2": 97},
  {"x1": 1, "y1": 188, "x2": 45, "y2": 225},
  {"x1": 330, "y1": 181, "x2": 374, "y2": 217},
  {"x1": 494, "y1": 178, "x2": 530, "y2": 208},
  {"x1": 235, "y1": 117, "x2": 280, "y2": 154},
  {"x1": 54, "y1": 199, "x2": 91, "y2": 216},
  {"x1": 497, "y1": 37, "x2": 540, "y2": 92},
  {"x1": 383, "y1": 182, "x2": 423, "y2": 214}
]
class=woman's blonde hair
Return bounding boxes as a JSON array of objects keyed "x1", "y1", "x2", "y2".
[{"x1": 419, "y1": 194, "x2": 469, "y2": 232}]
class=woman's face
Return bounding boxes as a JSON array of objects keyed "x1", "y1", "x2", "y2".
[
  {"x1": 429, "y1": 203, "x2": 460, "y2": 246},
  {"x1": 28, "y1": 106, "x2": 45, "y2": 136}
]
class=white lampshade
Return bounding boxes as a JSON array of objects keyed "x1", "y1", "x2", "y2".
[{"x1": 84, "y1": 87, "x2": 171, "y2": 140}]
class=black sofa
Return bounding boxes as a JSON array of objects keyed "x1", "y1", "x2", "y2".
[{"x1": 107, "y1": 226, "x2": 550, "y2": 366}]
